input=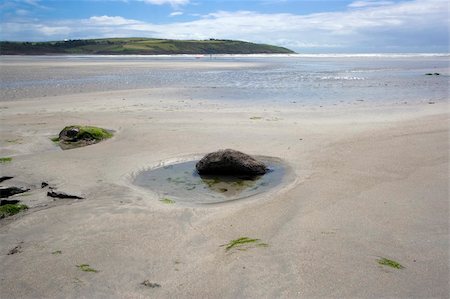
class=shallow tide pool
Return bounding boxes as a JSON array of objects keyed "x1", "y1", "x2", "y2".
[{"x1": 133, "y1": 158, "x2": 289, "y2": 204}]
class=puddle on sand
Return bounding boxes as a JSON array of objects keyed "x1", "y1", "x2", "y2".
[{"x1": 132, "y1": 158, "x2": 289, "y2": 204}]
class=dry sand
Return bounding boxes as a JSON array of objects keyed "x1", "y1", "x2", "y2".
[{"x1": 0, "y1": 77, "x2": 448, "y2": 297}]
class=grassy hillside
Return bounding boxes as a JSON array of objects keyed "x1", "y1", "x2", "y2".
[{"x1": 0, "y1": 38, "x2": 294, "y2": 55}]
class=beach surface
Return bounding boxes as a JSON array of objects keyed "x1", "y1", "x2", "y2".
[{"x1": 0, "y1": 57, "x2": 448, "y2": 298}]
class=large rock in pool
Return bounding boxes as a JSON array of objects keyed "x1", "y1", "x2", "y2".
[{"x1": 196, "y1": 149, "x2": 268, "y2": 176}]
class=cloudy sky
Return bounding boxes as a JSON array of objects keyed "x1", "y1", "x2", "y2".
[{"x1": 0, "y1": 0, "x2": 448, "y2": 53}]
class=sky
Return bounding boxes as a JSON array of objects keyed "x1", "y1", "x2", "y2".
[{"x1": 0, "y1": 0, "x2": 448, "y2": 53}]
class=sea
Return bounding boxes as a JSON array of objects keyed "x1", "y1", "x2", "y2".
[{"x1": 1, "y1": 54, "x2": 448, "y2": 105}]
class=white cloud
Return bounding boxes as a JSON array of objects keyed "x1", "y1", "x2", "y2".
[
  {"x1": 348, "y1": 1, "x2": 394, "y2": 8},
  {"x1": 1, "y1": 0, "x2": 448, "y2": 52},
  {"x1": 169, "y1": 11, "x2": 184, "y2": 17},
  {"x1": 86, "y1": 15, "x2": 142, "y2": 26}
]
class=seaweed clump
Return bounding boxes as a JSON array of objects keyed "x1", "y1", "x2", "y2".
[
  {"x1": 76, "y1": 264, "x2": 98, "y2": 273},
  {"x1": 0, "y1": 157, "x2": 12, "y2": 163},
  {"x1": 377, "y1": 257, "x2": 404, "y2": 269},
  {"x1": 0, "y1": 203, "x2": 28, "y2": 219},
  {"x1": 54, "y1": 125, "x2": 113, "y2": 150},
  {"x1": 221, "y1": 237, "x2": 268, "y2": 251}
]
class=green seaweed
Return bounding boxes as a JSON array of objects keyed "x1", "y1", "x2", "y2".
[
  {"x1": 6, "y1": 139, "x2": 22, "y2": 144},
  {"x1": 76, "y1": 264, "x2": 98, "y2": 273},
  {"x1": 377, "y1": 257, "x2": 404, "y2": 269},
  {"x1": 0, "y1": 203, "x2": 28, "y2": 219},
  {"x1": 64, "y1": 125, "x2": 113, "y2": 141},
  {"x1": 250, "y1": 116, "x2": 263, "y2": 120},
  {"x1": 50, "y1": 136, "x2": 60, "y2": 143},
  {"x1": 52, "y1": 250, "x2": 62, "y2": 255},
  {"x1": 160, "y1": 198, "x2": 175, "y2": 204},
  {"x1": 233, "y1": 180, "x2": 253, "y2": 187},
  {"x1": 0, "y1": 157, "x2": 12, "y2": 163},
  {"x1": 202, "y1": 178, "x2": 221, "y2": 188},
  {"x1": 222, "y1": 237, "x2": 268, "y2": 251}
]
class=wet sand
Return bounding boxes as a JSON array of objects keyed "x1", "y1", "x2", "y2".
[{"x1": 0, "y1": 61, "x2": 448, "y2": 298}]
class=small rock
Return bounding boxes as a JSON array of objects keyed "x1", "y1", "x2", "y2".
[
  {"x1": 8, "y1": 242, "x2": 23, "y2": 255},
  {"x1": 141, "y1": 280, "x2": 161, "y2": 288},
  {"x1": 47, "y1": 191, "x2": 83, "y2": 199},
  {"x1": 0, "y1": 176, "x2": 14, "y2": 183},
  {"x1": 0, "y1": 199, "x2": 20, "y2": 206},
  {"x1": 196, "y1": 149, "x2": 267, "y2": 176},
  {"x1": 41, "y1": 182, "x2": 49, "y2": 188},
  {"x1": 0, "y1": 187, "x2": 29, "y2": 198}
]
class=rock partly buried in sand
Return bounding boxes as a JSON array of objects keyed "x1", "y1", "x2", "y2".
[
  {"x1": 0, "y1": 187, "x2": 30, "y2": 198},
  {"x1": 47, "y1": 190, "x2": 84, "y2": 200},
  {"x1": 196, "y1": 149, "x2": 268, "y2": 176},
  {"x1": 56, "y1": 125, "x2": 113, "y2": 150}
]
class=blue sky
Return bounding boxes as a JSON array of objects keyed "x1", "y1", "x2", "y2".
[{"x1": 1, "y1": 0, "x2": 448, "y2": 53}]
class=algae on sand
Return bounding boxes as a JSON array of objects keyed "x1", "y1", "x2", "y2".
[
  {"x1": 160, "y1": 198, "x2": 175, "y2": 204},
  {"x1": 377, "y1": 257, "x2": 404, "y2": 269},
  {"x1": 0, "y1": 203, "x2": 28, "y2": 219},
  {"x1": 0, "y1": 157, "x2": 12, "y2": 163},
  {"x1": 222, "y1": 237, "x2": 268, "y2": 251},
  {"x1": 76, "y1": 264, "x2": 98, "y2": 273}
]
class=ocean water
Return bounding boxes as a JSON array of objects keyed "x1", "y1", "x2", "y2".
[{"x1": 1, "y1": 54, "x2": 448, "y2": 104}]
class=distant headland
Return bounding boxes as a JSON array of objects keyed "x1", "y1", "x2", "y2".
[{"x1": 0, "y1": 38, "x2": 295, "y2": 55}]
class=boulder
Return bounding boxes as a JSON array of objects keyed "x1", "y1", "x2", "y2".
[
  {"x1": 196, "y1": 149, "x2": 267, "y2": 176},
  {"x1": 56, "y1": 125, "x2": 113, "y2": 150}
]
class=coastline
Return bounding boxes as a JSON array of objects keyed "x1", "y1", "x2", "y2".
[{"x1": 0, "y1": 85, "x2": 448, "y2": 297}]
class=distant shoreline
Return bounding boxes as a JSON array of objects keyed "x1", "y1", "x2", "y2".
[{"x1": 0, "y1": 38, "x2": 294, "y2": 55}]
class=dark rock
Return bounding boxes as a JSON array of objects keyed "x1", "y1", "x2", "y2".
[
  {"x1": 0, "y1": 176, "x2": 14, "y2": 183},
  {"x1": 141, "y1": 280, "x2": 161, "y2": 288},
  {"x1": 59, "y1": 127, "x2": 80, "y2": 142},
  {"x1": 7, "y1": 242, "x2": 23, "y2": 255},
  {"x1": 47, "y1": 190, "x2": 83, "y2": 199},
  {"x1": 0, "y1": 199, "x2": 20, "y2": 206},
  {"x1": 0, "y1": 187, "x2": 29, "y2": 198},
  {"x1": 41, "y1": 182, "x2": 49, "y2": 188},
  {"x1": 196, "y1": 149, "x2": 267, "y2": 176},
  {"x1": 56, "y1": 125, "x2": 113, "y2": 150}
]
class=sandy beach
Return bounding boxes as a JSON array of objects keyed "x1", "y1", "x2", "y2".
[{"x1": 0, "y1": 58, "x2": 448, "y2": 298}]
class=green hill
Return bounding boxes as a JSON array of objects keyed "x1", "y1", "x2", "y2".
[{"x1": 0, "y1": 38, "x2": 294, "y2": 55}]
